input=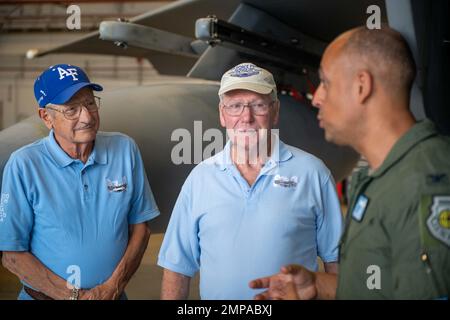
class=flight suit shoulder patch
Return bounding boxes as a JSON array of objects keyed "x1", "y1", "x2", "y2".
[{"x1": 419, "y1": 195, "x2": 450, "y2": 248}]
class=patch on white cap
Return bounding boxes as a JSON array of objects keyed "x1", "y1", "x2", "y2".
[
  {"x1": 219, "y1": 62, "x2": 277, "y2": 98},
  {"x1": 228, "y1": 64, "x2": 261, "y2": 77}
]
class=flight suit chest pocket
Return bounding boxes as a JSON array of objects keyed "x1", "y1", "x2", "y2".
[{"x1": 344, "y1": 201, "x2": 385, "y2": 251}]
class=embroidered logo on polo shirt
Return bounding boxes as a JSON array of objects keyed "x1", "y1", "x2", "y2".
[
  {"x1": 106, "y1": 176, "x2": 127, "y2": 193},
  {"x1": 273, "y1": 174, "x2": 298, "y2": 188},
  {"x1": 0, "y1": 193, "x2": 9, "y2": 222}
]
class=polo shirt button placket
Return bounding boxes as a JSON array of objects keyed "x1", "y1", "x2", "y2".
[{"x1": 80, "y1": 169, "x2": 89, "y2": 198}]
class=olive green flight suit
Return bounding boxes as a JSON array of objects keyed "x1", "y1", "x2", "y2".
[{"x1": 337, "y1": 120, "x2": 450, "y2": 299}]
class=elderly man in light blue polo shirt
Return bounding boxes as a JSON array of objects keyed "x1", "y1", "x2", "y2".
[
  {"x1": 0, "y1": 64, "x2": 160, "y2": 300},
  {"x1": 158, "y1": 62, "x2": 343, "y2": 300}
]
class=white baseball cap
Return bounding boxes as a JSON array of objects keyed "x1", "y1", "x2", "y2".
[{"x1": 218, "y1": 63, "x2": 277, "y2": 99}]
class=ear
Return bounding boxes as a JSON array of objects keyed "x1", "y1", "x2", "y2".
[
  {"x1": 219, "y1": 104, "x2": 226, "y2": 128},
  {"x1": 356, "y1": 70, "x2": 373, "y2": 105},
  {"x1": 271, "y1": 100, "x2": 280, "y2": 127},
  {"x1": 38, "y1": 108, "x2": 54, "y2": 130}
]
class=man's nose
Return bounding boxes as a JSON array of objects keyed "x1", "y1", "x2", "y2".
[
  {"x1": 78, "y1": 105, "x2": 94, "y2": 122},
  {"x1": 312, "y1": 86, "x2": 323, "y2": 109},
  {"x1": 240, "y1": 104, "x2": 254, "y2": 120}
]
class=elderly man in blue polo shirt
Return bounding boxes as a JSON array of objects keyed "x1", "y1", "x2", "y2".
[
  {"x1": 0, "y1": 64, "x2": 160, "y2": 300},
  {"x1": 158, "y1": 62, "x2": 343, "y2": 299}
]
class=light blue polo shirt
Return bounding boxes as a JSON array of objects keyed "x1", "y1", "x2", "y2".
[
  {"x1": 0, "y1": 130, "x2": 160, "y2": 295},
  {"x1": 158, "y1": 137, "x2": 343, "y2": 299}
]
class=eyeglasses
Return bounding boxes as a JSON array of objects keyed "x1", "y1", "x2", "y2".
[
  {"x1": 221, "y1": 101, "x2": 274, "y2": 116},
  {"x1": 46, "y1": 96, "x2": 101, "y2": 120}
]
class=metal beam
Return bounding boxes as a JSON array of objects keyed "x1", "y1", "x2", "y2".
[
  {"x1": 99, "y1": 20, "x2": 199, "y2": 58},
  {"x1": 195, "y1": 16, "x2": 321, "y2": 72}
]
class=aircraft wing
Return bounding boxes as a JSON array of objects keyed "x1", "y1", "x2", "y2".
[{"x1": 31, "y1": 0, "x2": 241, "y2": 75}]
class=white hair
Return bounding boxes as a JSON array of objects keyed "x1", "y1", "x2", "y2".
[{"x1": 219, "y1": 90, "x2": 278, "y2": 103}]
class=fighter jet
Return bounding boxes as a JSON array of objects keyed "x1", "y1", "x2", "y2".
[{"x1": 0, "y1": 0, "x2": 448, "y2": 233}]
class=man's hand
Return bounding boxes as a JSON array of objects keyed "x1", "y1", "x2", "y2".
[
  {"x1": 79, "y1": 281, "x2": 120, "y2": 300},
  {"x1": 249, "y1": 264, "x2": 317, "y2": 300}
]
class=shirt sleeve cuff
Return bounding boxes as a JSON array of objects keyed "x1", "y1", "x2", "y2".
[
  {"x1": 319, "y1": 254, "x2": 339, "y2": 263},
  {"x1": 157, "y1": 258, "x2": 198, "y2": 278},
  {"x1": 0, "y1": 240, "x2": 29, "y2": 252},
  {"x1": 128, "y1": 208, "x2": 160, "y2": 225}
]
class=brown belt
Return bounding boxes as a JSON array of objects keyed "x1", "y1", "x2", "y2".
[{"x1": 24, "y1": 286, "x2": 54, "y2": 300}]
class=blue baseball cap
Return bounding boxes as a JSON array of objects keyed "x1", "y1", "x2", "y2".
[{"x1": 34, "y1": 64, "x2": 103, "y2": 108}]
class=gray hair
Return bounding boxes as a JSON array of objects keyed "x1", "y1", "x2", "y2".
[{"x1": 219, "y1": 90, "x2": 278, "y2": 103}]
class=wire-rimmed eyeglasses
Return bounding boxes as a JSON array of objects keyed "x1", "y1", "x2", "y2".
[
  {"x1": 46, "y1": 96, "x2": 101, "y2": 120},
  {"x1": 221, "y1": 101, "x2": 274, "y2": 116}
]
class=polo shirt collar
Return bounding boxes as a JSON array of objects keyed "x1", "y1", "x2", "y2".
[
  {"x1": 44, "y1": 130, "x2": 107, "y2": 168},
  {"x1": 90, "y1": 134, "x2": 107, "y2": 165},
  {"x1": 216, "y1": 141, "x2": 232, "y2": 171},
  {"x1": 215, "y1": 134, "x2": 293, "y2": 171},
  {"x1": 370, "y1": 119, "x2": 438, "y2": 178},
  {"x1": 44, "y1": 130, "x2": 75, "y2": 167}
]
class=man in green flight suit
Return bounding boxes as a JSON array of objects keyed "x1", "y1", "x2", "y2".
[{"x1": 249, "y1": 25, "x2": 450, "y2": 300}]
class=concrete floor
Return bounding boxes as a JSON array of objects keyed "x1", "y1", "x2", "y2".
[{"x1": 0, "y1": 233, "x2": 200, "y2": 300}]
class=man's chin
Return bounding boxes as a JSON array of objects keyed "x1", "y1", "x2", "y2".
[
  {"x1": 236, "y1": 142, "x2": 258, "y2": 150},
  {"x1": 324, "y1": 131, "x2": 347, "y2": 146},
  {"x1": 323, "y1": 129, "x2": 336, "y2": 143},
  {"x1": 74, "y1": 130, "x2": 97, "y2": 143},
  {"x1": 236, "y1": 141, "x2": 258, "y2": 152},
  {"x1": 324, "y1": 132, "x2": 332, "y2": 142}
]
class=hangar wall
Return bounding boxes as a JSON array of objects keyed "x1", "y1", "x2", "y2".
[{"x1": 0, "y1": 1, "x2": 171, "y2": 130}]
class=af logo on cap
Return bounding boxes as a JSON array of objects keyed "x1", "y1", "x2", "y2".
[
  {"x1": 54, "y1": 66, "x2": 79, "y2": 81},
  {"x1": 33, "y1": 64, "x2": 102, "y2": 108}
]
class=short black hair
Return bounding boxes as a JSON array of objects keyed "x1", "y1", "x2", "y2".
[{"x1": 342, "y1": 26, "x2": 417, "y2": 93}]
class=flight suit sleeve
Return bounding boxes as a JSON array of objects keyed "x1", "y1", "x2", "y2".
[
  {"x1": 0, "y1": 156, "x2": 34, "y2": 251},
  {"x1": 390, "y1": 192, "x2": 450, "y2": 299},
  {"x1": 157, "y1": 179, "x2": 200, "y2": 277},
  {"x1": 127, "y1": 139, "x2": 160, "y2": 224},
  {"x1": 416, "y1": 194, "x2": 450, "y2": 298},
  {"x1": 316, "y1": 173, "x2": 344, "y2": 263}
]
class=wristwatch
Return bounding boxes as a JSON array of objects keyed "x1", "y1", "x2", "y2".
[{"x1": 69, "y1": 287, "x2": 80, "y2": 300}]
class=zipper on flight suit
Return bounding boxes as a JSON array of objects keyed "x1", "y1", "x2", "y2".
[{"x1": 420, "y1": 250, "x2": 446, "y2": 298}]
